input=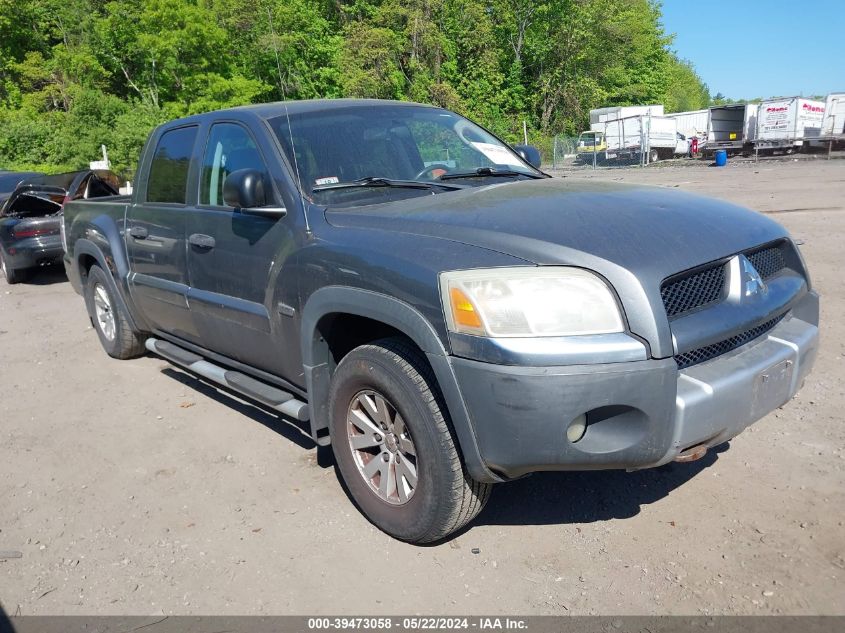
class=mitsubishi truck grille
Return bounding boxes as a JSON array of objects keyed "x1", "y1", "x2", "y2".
[
  {"x1": 674, "y1": 314, "x2": 785, "y2": 369},
  {"x1": 746, "y1": 243, "x2": 787, "y2": 279},
  {"x1": 661, "y1": 241, "x2": 790, "y2": 319},
  {"x1": 661, "y1": 264, "x2": 726, "y2": 318}
]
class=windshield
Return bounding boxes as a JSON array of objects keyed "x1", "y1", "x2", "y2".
[
  {"x1": 578, "y1": 132, "x2": 602, "y2": 147},
  {"x1": 268, "y1": 105, "x2": 541, "y2": 207}
]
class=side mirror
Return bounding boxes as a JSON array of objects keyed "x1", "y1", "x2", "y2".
[
  {"x1": 513, "y1": 144, "x2": 542, "y2": 169},
  {"x1": 223, "y1": 169, "x2": 268, "y2": 209}
]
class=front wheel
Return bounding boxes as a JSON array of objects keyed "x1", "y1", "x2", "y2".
[
  {"x1": 84, "y1": 264, "x2": 145, "y2": 359},
  {"x1": 329, "y1": 337, "x2": 491, "y2": 543}
]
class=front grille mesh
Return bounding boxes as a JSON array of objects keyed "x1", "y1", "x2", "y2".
[
  {"x1": 661, "y1": 241, "x2": 790, "y2": 319},
  {"x1": 661, "y1": 265, "x2": 726, "y2": 318},
  {"x1": 747, "y1": 245, "x2": 786, "y2": 280},
  {"x1": 674, "y1": 315, "x2": 785, "y2": 369}
]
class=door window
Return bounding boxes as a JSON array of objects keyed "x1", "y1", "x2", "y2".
[
  {"x1": 200, "y1": 123, "x2": 268, "y2": 207},
  {"x1": 147, "y1": 126, "x2": 198, "y2": 204}
]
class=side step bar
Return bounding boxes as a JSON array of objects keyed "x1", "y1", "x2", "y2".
[{"x1": 145, "y1": 338, "x2": 310, "y2": 422}]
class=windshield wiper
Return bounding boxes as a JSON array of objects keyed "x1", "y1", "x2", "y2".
[
  {"x1": 313, "y1": 176, "x2": 461, "y2": 193},
  {"x1": 438, "y1": 167, "x2": 546, "y2": 181}
]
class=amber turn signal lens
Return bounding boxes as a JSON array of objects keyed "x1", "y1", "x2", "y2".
[{"x1": 449, "y1": 287, "x2": 482, "y2": 329}]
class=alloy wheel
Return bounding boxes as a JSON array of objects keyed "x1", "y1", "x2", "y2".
[
  {"x1": 93, "y1": 283, "x2": 116, "y2": 341},
  {"x1": 346, "y1": 389, "x2": 418, "y2": 505}
]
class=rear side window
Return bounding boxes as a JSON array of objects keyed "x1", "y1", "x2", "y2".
[{"x1": 147, "y1": 126, "x2": 198, "y2": 203}]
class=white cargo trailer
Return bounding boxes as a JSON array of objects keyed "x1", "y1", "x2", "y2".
[
  {"x1": 665, "y1": 109, "x2": 710, "y2": 139},
  {"x1": 820, "y1": 92, "x2": 845, "y2": 137},
  {"x1": 589, "y1": 105, "x2": 664, "y2": 125},
  {"x1": 756, "y1": 97, "x2": 825, "y2": 151},
  {"x1": 811, "y1": 92, "x2": 845, "y2": 150},
  {"x1": 705, "y1": 104, "x2": 758, "y2": 156},
  {"x1": 597, "y1": 115, "x2": 688, "y2": 162}
]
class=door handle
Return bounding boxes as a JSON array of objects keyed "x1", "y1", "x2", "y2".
[
  {"x1": 128, "y1": 226, "x2": 148, "y2": 239},
  {"x1": 188, "y1": 233, "x2": 216, "y2": 249}
]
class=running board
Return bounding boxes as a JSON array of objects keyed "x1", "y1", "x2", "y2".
[{"x1": 145, "y1": 338, "x2": 310, "y2": 422}]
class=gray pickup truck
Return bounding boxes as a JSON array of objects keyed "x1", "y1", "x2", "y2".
[{"x1": 62, "y1": 99, "x2": 819, "y2": 543}]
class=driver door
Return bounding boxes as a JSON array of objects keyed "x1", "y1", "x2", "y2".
[{"x1": 185, "y1": 121, "x2": 296, "y2": 374}]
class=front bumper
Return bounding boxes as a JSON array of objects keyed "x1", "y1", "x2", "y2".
[{"x1": 451, "y1": 293, "x2": 819, "y2": 479}]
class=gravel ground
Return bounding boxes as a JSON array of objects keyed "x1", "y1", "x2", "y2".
[{"x1": 1, "y1": 158, "x2": 843, "y2": 616}]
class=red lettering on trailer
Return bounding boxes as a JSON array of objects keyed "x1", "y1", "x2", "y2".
[{"x1": 801, "y1": 103, "x2": 825, "y2": 113}]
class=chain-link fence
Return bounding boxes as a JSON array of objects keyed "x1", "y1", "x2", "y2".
[
  {"x1": 545, "y1": 110, "x2": 845, "y2": 171},
  {"x1": 548, "y1": 114, "x2": 708, "y2": 170},
  {"x1": 548, "y1": 133, "x2": 845, "y2": 170},
  {"x1": 551, "y1": 134, "x2": 656, "y2": 170}
]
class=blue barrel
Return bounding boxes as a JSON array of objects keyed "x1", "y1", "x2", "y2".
[{"x1": 714, "y1": 149, "x2": 727, "y2": 167}]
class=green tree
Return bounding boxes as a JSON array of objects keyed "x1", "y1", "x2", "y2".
[{"x1": 0, "y1": 0, "x2": 713, "y2": 174}]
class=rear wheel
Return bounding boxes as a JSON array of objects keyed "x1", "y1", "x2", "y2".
[
  {"x1": 0, "y1": 252, "x2": 27, "y2": 284},
  {"x1": 649, "y1": 148, "x2": 659, "y2": 163},
  {"x1": 84, "y1": 264, "x2": 145, "y2": 359},
  {"x1": 329, "y1": 337, "x2": 491, "y2": 543}
]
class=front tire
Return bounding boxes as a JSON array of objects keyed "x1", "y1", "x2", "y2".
[
  {"x1": 84, "y1": 264, "x2": 145, "y2": 359},
  {"x1": 329, "y1": 337, "x2": 491, "y2": 543}
]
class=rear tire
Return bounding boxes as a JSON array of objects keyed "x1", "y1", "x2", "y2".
[
  {"x1": 329, "y1": 337, "x2": 491, "y2": 543},
  {"x1": 84, "y1": 264, "x2": 145, "y2": 359},
  {"x1": 0, "y1": 252, "x2": 27, "y2": 284}
]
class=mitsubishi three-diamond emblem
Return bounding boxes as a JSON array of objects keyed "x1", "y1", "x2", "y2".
[
  {"x1": 728, "y1": 254, "x2": 767, "y2": 301},
  {"x1": 739, "y1": 255, "x2": 766, "y2": 297}
]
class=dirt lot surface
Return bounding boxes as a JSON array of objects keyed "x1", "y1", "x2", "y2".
[{"x1": 1, "y1": 158, "x2": 843, "y2": 616}]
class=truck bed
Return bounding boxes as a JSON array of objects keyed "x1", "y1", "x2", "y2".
[{"x1": 63, "y1": 196, "x2": 131, "y2": 254}]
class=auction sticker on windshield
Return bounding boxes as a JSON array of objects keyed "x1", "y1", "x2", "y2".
[{"x1": 471, "y1": 142, "x2": 523, "y2": 167}]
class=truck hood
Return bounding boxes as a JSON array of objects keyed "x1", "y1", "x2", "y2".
[
  {"x1": 324, "y1": 178, "x2": 788, "y2": 277},
  {"x1": 325, "y1": 178, "x2": 790, "y2": 359}
]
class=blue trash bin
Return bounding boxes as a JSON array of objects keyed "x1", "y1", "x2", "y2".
[{"x1": 714, "y1": 149, "x2": 727, "y2": 167}]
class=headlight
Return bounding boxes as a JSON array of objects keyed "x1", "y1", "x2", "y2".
[{"x1": 440, "y1": 267, "x2": 624, "y2": 337}]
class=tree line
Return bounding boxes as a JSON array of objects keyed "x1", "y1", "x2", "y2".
[{"x1": 0, "y1": 0, "x2": 710, "y2": 176}]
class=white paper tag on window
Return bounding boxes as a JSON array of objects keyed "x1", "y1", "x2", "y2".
[
  {"x1": 315, "y1": 176, "x2": 339, "y2": 185},
  {"x1": 471, "y1": 142, "x2": 523, "y2": 167}
]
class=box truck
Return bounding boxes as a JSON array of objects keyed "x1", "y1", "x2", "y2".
[
  {"x1": 594, "y1": 115, "x2": 689, "y2": 163},
  {"x1": 575, "y1": 130, "x2": 607, "y2": 163},
  {"x1": 589, "y1": 105, "x2": 664, "y2": 125},
  {"x1": 756, "y1": 97, "x2": 825, "y2": 151},
  {"x1": 705, "y1": 104, "x2": 758, "y2": 156},
  {"x1": 666, "y1": 109, "x2": 710, "y2": 139}
]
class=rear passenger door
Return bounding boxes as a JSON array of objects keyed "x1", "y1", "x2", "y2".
[
  {"x1": 185, "y1": 121, "x2": 296, "y2": 372},
  {"x1": 126, "y1": 125, "x2": 201, "y2": 341}
]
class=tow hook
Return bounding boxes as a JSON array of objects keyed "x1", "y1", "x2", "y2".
[{"x1": 674, "y1": 443, "x2": 708, "y2": 463}]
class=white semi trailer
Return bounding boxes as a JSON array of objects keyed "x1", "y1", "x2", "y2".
[
  {"x1": 820, "y1": 93, "x2": 845, "y2": 138},
  {"x1": 592, "y1": 115, "x2": 689, "y2": 163},
  {"x1": 665, "y1": 109, "x2": 710, "y2": 139},
  {"x1": 589, "y1": 105, "x2": 664, "y2": 125},
  {"x1": 705, "y1": 104, "x2": 758, "y2": 156},
  {"x1": 756, "y1": 97, "x2": 825, "y2": 152}
]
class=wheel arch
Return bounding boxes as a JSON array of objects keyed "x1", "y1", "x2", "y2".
[
  {"x1": 300, "y1": 286, "x2": 500, "y2": 483},
  {"x1": 73, "y1": 238, "x2": 148, "y2": 334}
]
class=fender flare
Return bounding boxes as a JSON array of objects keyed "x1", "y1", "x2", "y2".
[
  {"x1": 300, "y1": 286, "x2": 500, "y2": 483},
  {"x1": 73, "y1": 238, "x2": 147, "y2": 334}
]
